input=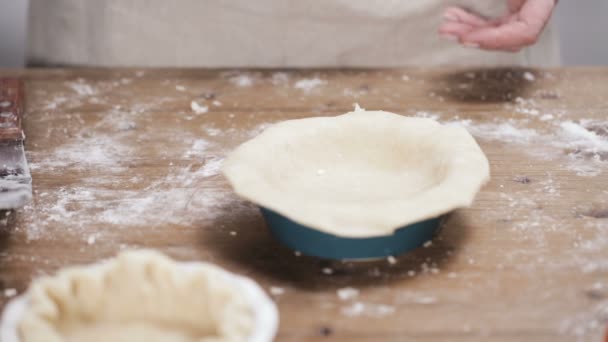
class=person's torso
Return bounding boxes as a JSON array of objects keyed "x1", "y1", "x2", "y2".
[{"x1": 27, "y1": 0, "x2": 560, "y2": 67}]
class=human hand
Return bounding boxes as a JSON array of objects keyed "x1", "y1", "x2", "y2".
[{"x1": 438, "y1": 0, "x2": 557, "y2": 52}]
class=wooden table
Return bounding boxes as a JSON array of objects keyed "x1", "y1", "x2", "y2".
[{"x1": 0, "y1": 68, "x2": 606, "y2": 341}]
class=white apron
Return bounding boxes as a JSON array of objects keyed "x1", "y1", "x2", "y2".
[{"x1": 27, "y1": 0, "x2": 560, "y2": 67}]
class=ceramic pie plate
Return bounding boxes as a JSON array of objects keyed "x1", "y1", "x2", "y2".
[{"x1": 0, "y1": 251, "x2": 278, "y2": 342}]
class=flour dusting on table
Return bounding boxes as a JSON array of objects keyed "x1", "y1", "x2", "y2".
[
  {"x1": 228, "y1": 74, "x2": 254, "y2": 87},
  {"x1": 8, "y1": 73, "x2": 608, "y2": 341},
  {"x1": 21, "y1": 82, "x2": 273, "y2": 240},
  {"x1": 341, "y1": 302, "x2": 395, "y2": 317},
  {"x1": 29, "y1": 134, "x2": 133, "y2": 171},
  {"x1": 66, "y1": 80, "x2": 96, "y2": 96},
  {"x1": 294, "y1": 78, "x2": 327, "y2": 93},
  {"x1": 190, "y1": 100, "x2": 208, "y2": 114},
  {"x1": 442, "y1": 113, "x2": 608, "y2": 177}
]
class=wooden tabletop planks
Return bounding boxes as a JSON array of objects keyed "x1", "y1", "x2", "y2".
[{"x1": 0, "y1": 67, "x2": 606, "y2": 341}]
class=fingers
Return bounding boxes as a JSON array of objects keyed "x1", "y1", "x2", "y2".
[
  {"x1": 439, "y1": 0, "x2": 555, "y2": 51},
  {"x1": 461, "y1": 21, "x2": 536, "y2": 50},
  {"x1": 438, "y1": 21, "x2": 476, "y2": 39},
  {"x1": 438, "y1": 6, "x2": 492, "y2": 46},
  {"x1": 439, "y1": 22, "x2": 512, "y2": 50}
]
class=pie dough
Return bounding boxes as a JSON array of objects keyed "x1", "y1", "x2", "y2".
[
  {"x1": 1, "y1": 250, "x2": 278, "y2": 342},
  {"x1": 223, "y1": 106, "x2": 490, "y2": 237}
]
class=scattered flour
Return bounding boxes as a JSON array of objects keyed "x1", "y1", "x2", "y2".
[
  {"x1": 204, "y1": 128, "x2": 222, "y2": 137},
  {"x1": 247, "y1": 122, "x2": 272, "y2": 138},
  {"x1": 413, "y1": 296, "x2": 438, "y2": 305},
  {"x1": 554, "y1": 121, "x2": 608, "y2": 176},
  {"x1": 21, "y1": 107, "x2": 254, "y2": 240},
  {"x1": 540, "y1": 114, "x2": 554, "y2": 121},
  {"x1": 43, "y1": 96, "x2": 68, "y2": 110},
  {"x1": 321, "y1": 267, "x2": 334, "y2": 275},
  {"x1": 511, "y1": 97, "x2": 540, "y2": 116},
  {"x1": 428, "y1": 112, "x2": 607, "y2": 334},
  {"x1": 183, "y1": 139, "x2": 210, "y2": 158},
  {"x1": 116, "y1": 121, "x2": 137, "y2": 131},
  {"x1": 198, "y1": 157, "x2": 224, "y2": 178},
  {"x1": 3, "y1": 288, "x2": 17, "y2": 298},
  {"x1": 190, "y1": 101, "x2": 209, "y2": 114},
  {"x1": 446, "y1": 115, "x2": 608, "y2": 176},
  {"x1": 415, "y1": 111, "x2": 440, "y2": 120},
  {"x1": 337, "y1": 287, "x2": 359, "y2": 301},
  {"x1": 94, "y1": 156, "x2": 227, "y2": 227},
  {"x1": 517, "y1": 107, "x2": 540, "y2": 116},
  {"x1": 269, "y1": 287, "x2": 285, "y2": 296},
  {"x1": 559, "y1": 301, "x2": 608, "y2": 340},
  {"x1": 66, "y1": 81, "x2": 96, "y2": 96},
  {"x1": 294, "y1": 78, "x2": 326, "y2": 93},
  {"x1": 449, "y1": 120, "x2": 539, "y2": 144},
  {"x1": 523, "y1": 71, "x2": 536, "y2": 82},
  {"x1": 394, "y1": 290, "x2": 439, "y2": 305},
  {"x1": 558, "y1": 121, "x2": 608, "y2": 153},
  {"x1": 342, "y1": 87, "x2": 368, "y2": 98},
  {"x1": 28, "y1": 134, "x2": 133, "y2": 171},
  {"x1": 229, "y1": 74, "x2": 254, "y2": 87},
  {"x1": 86, "y1": 234, "x2": 97, "y2": 245},
  {"x1": 341, "y1": 302, "x2": 395, "y2": 317}
]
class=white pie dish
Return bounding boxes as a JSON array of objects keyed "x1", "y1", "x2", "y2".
[{"x1": 0, "y1": 250, "x2": 278, "y2": 342}]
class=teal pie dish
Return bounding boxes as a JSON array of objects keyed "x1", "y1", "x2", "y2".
[
  {"x1": 260, "y1": 208, "x2": 444, "y2": 260},
  {"x1": 222, "y1": 109, "x2": 490, "y2": 260}
]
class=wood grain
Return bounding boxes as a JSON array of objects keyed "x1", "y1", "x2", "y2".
[
  {"x1": 0, "y1": 67, "x2": 607, "y2": 341},
  {"x1": 0, "y1": 79, "x2": 25, "y2": 141}
]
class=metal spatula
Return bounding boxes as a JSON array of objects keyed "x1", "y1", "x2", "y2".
[{"x1": 0, "y1": 79, "x2": 32, "y2": 209}]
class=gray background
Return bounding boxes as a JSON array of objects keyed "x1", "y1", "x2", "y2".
[{"x1": 1, "y1": 0, "x2": 606, "y2": 67}]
